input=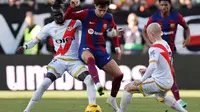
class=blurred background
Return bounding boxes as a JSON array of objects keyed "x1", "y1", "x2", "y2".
[{"x1": 0, "y1": 0, "x2": 200, "y2": 112}]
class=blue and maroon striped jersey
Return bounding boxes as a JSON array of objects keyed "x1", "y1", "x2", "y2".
[
  {"x1": 145, "y1": 10, "x2": 187, "y2": 53},
  {"x1": 64, "y1": 7, "x2": 119, "y2": 52}
]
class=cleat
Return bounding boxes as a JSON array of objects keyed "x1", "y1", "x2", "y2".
[
  {"x1": 177, "y1": 99, "x2": 187, "y2": 108},
  {"x1": 106, "y1": 97, "x2": 119, "y2": 112},
  {"x1": 97, "y1": 86, "x2": 104, "y2": 96}
]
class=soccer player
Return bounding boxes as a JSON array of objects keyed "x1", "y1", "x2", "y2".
[
  {"x1": 63, "y1": 0, "x2": 124, "y2": 111},
  {"x1": 17, "y1": 8, "x2": 96, "y2": 112},
  {"x1": 119, "y1": 23, "x2": 188, "y2": 112},
  {"x1": 143, "y1": 0, "x2": 190, "y2": 107}
]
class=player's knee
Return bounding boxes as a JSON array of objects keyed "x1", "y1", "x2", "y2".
[
  {"x1": 45, "y1": 72, "x2": 57, "y2": 82},
  {"x1": 78, "y1": 71, "x2": 90, "y2": 81},
  {"x1": 124, "y1": 84, "x2": 132, "y2": 92}
]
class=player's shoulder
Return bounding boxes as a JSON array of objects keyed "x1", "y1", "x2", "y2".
[
  {"x1": 151, "y1": 11, "x2": 160, "y2": 18},
  {"x1": 42, "y1": 21, "x2": 55, "y2": 31},
  {"x1": 103, "y1": 12, "x2": 113, "y2": 21},
  {"x1": 170, "y1": 10, "x2": 181, "y2": 16}
]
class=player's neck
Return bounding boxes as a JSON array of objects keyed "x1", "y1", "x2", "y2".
[
  {"x1": 161, "y1": 12, "x2": 170, "y2": 18},
  {"x1": 155, "y1": 38, "x2": 163, "y2": 43}
]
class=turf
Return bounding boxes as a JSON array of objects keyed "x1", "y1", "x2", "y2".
[{"x1": 0, "y1": 91, "x2": 199, "y2": 112}]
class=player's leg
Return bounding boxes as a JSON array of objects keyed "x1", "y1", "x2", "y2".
[
  {"x1": 171, "y1": 58, "x2": 187, "y2": 108},
  {"x1": 66, "y1": 59, "x2": 97, "y2": 104},
  {"x1": 77, "y1": 71, "x2": 96, "y2": 104},
  {"x1": 81, "y1": 50, "x2": 103, "y2": 95},
  {"x1": 155, "y1": 93, "x2": 188, "y2": 112},
  {"x1": 24, "y1": 73, "x2": 56, "y2": 112},
  {"x1": 24, "y1": 58, "x2": 65, "y2": 112},
  {"x1": 119, "y1": 82, "x2": 139, "y2": 112},
  {"x1": 102, "y1": 59, "x2": 123, "y2": 111},
  {"x1": 119, "y1": 78, "x2": 162, "y2": 112}
]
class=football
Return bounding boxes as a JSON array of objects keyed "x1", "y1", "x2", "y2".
[{"x1": 85, "y1": 104, "x2": 102, "y2": 112}]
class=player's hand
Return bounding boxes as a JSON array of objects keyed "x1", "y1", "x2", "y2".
[
  {"x1": 16, "y1": 46, "x2": 25, "y2": 53},
  {"x1": 133, "y1": 80, "x2": 142, "y2": 86},
  {"x1": 182, "y1": 38, "x2": 190, "y2": 48},
  {"x1": 70, "y1": 0, "x2": 80, "y2": 8},
  {"x1": 115, "y1": 47, "x2": 121, "y2": 60},
  {"x1": 139, "y1": 68, "x2": 146, "y2": 76}
]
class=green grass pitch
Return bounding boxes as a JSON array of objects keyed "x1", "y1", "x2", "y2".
[{"x1": 0, "y1": 90, "x2": 199, "y2": 112}]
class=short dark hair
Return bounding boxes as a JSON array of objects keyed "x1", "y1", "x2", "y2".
[
  {"x1": 94, "y1": 0, "x2": 111, "y2": 7},
  {"x1": 159, "y1": 0, "x2": 171, "y2": 4}
]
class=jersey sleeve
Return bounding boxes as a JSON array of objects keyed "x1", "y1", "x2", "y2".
[
  {"x1": 178, "y1": 13, "x2": 188, "y2": 29},
  {"x1": 148, "y1": 47, "x2": 160, "y2": 63},
  {"x1": 36, "y1": 25, "x2": 50, "y2": 41},
  {"x1": 110, "y1": 15, "x2": 117, "y2": 29},
  {"x1": 110, "y1": 15, "x2": 120, "y2": 47},
  {"x1": 64, "y1": 6, "x2": 88, "y2": 21},
  {"x1": 74, "y1": 20, "x2": 82, "y2": 44}
]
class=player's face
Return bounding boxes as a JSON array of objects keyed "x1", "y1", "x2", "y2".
[
  {"x1": 95, "y1": 5, "x2": 108, "y2": 18},
  {"x1": 159, "y1": 1, "x2": 171, "y2": 14},
  {"x1": 147, "y1": 31, "x2": 155, "y2": 43}
]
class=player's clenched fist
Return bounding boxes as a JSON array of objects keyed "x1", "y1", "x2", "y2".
[
  {"x1": 70, "y1": 0, "x2": 80, "y2": 8},
  {"x1": 16, "y1": 46, "x2": 25, "y2": 53}
]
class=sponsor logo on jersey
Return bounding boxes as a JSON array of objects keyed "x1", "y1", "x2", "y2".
[
  {"x1": 88, "y1": 28, "x2": 103, "y2": 35},
  {"x1": 55, "y1": 36, "x2": 75, "y2": 44}
]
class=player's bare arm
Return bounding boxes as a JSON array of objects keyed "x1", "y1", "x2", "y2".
[
  {"x1": 182, "y1": 25, "x2": 191, "y2": 48},
  {"x1": 178, "y1": 13, "x2": 191, "y2": 48}
]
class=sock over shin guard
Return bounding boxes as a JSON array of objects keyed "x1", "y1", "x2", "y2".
[
  {"x1": 87, "y1": 57, "x2": 100, "y2": 84},
  {"x1": 111, "y1": 74, "x2": 123, "y2": 97}
]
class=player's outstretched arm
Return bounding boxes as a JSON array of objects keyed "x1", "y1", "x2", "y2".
[
  {"x1": 17, "y1": 38, "x2": 40, "y2": 53},
  {"x1": 64, "y1": 0, "x2": 88, "y2": 21}
]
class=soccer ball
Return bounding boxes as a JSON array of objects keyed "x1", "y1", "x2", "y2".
[{"x1": 84, "y1": 104, "x2": 102, "y2": 112}]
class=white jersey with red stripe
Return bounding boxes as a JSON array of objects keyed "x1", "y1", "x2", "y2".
[
  {"x1": 37, "y1": 19, "x2": 81, "y2": 59},
  {"x1": 149, "y1": 39, "x2": 174, "y2": 89}
]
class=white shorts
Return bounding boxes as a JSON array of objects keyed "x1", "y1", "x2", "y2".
[
  {"x1": 47, "y1": 57, "x2": 87, "y2": 79},
  {"x1": 137, "y1": 78, "x2": 169, "y2": 97}
]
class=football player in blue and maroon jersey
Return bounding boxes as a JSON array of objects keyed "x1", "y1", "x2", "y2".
[{"x1": 63, "y1": 0, "x2": 123, "y2": 111}]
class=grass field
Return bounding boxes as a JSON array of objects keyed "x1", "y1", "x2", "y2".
[{"x1": 0, "y1": 90, "x2": 199, "y2": 112}]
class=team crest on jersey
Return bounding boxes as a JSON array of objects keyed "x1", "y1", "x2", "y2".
[
  {"x1": 67, "y1": 26, "x2": 73, "y2": 31},
  {"x1": 103, "y1": 24, "x2": 107, "y2": 29},
  {"x1": 170, "y1": 23, "x2": 176, "y2": 28},
  {"x1": 88, "y1": 29, "x2": 94, "y2": 35}
]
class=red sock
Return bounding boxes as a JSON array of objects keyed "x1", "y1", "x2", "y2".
[
  {"x1": 171, "y1": 81, "x2": 180, "y2": 100},
  {"x1": 111, "y1": 74, "x2": 123, "y2": 97},
  {"x1": 87, "y1": 57, "x2": 99, "y2": 84}
]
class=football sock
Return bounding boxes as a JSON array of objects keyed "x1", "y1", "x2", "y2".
[
  {"x1": 111, "y1": 74, "x2": 123, "y2": 97},
  {"x1": 24, "y1": 78, "x2": 52, "y2": 112},
  {"x1": 171, "y1": 81, "x2": 180, "y2": 100},
  {"x1": 164, "y1": 96, "x2": 187, "y2": 112},
  {"x1": 84, "y1": 75, "x2": 96, "y2": 104},
  {"x1": 120, "y1": 91, "x2": 132, "y2": 112},
  {"x1": 87, "y1": 57, "x2": 99, "y2": 84}
]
